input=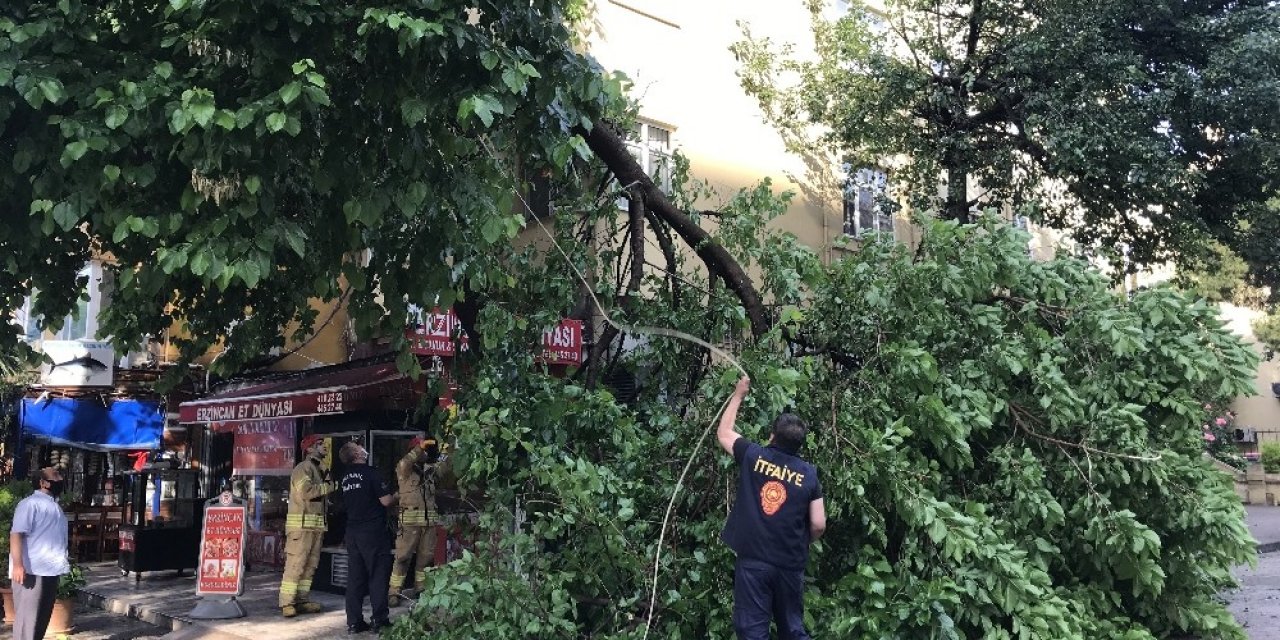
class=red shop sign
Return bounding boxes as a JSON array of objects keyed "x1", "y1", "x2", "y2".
[
  {"x1": 406, "y1": 307, "x2": 470, "y2": 357},
  {"x1": 537, "y1": 319, "x2": 583, "y2": 366},
  {"x1": 119, "y1": 528, "x2": 135, "y2": 553},
  {"x1": 196, "y1": 501, "x2": 248, "y2": 597},
  {"x1": 180, "y1": 384, "x2": 385, "y2": 424},
  {"x1": 231, "y1": 419, "x2": 296, "y2": 476}
]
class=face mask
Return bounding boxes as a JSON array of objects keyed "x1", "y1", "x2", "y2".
[{"x1": 45, "y1": 479, "x2": 65, "y2": 498}]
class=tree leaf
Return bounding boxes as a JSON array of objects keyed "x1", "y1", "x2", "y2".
[
  {"x1": 265, "y1": 112, "x2": 287, "y2": 133},
  {"x1": 60, "y1": 140, "x2": 89, "y2": 167},
  {"x1": 105, "y1": 105, "x2": 129, "y2": 129},
  {"x1": 280, "y1": 81, "x2": 301, "y2": 105},
  {"x1": 213, "y1": 109, "x2": 236, "y2": 130}
]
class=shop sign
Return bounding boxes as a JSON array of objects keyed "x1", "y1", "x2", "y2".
[
  {"x1": 230, "y1": 419, "x2": 295, "y2": 476},
  {"x1": 537, "y1": 319, "x2": 583, "y2": 366},
  {"x1": 196, "y1": 503, "x2": 247, "y2": 597},
  {"x1": 180, "y1": 385, "x2": 378, "y2": 424},
  {"x1": 40, "y1": 340, "x2": 114, "y2": 387},
  {"x1": 405, "y1": 307, "x2": 469, "y2": 357},
  {"x1": 119, "y1": 528, "x2": 135, "y2": 553}
]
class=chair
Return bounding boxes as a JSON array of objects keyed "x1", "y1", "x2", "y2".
[
  {"x1": 68, "y1": 506, "x2": 105, "y2": 562},
  {"x1": 100, "y1": 507, "x2": 124, "y2": 560}
]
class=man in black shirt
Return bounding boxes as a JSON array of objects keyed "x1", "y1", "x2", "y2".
[
  {"x1": 338, "y1": 441, "x2": 397, "y2": 634},
  {"x1": 717, "y1": 376, "x2": 827, "y2": 640}
]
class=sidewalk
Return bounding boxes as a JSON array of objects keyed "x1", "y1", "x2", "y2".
[
  {"x1": 1247, "y1": 505, "x2": 1280, "y2": 553},
  {"x1": 77, "y1": 563, "x2": 411, "y2": 640}
]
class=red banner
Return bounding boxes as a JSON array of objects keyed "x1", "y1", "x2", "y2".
[
  {"x1": 230, "y1": 420, "x2": 295, "y2": 476},
  {"x1": 197, "y1": 505, "x2": 247, "y2": 596},
  {"x1": 537, "y1": 319, "x2": 583, "y2": 366}
]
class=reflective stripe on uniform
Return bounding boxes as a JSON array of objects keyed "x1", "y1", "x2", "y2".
[
  {"x1": 389, "y1": 573, "x2": 406, "y2": 589},
  {"x1": 285, "y1": 514, "x2": 326, "y2": 530},
  {"x1": 280, "y1": 581, "x2": 298, "y2": 593},
  {"x1": 400, "y1": 509, "x2": 428, "y2": 525}
]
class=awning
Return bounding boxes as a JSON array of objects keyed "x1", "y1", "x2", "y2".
[
  {"x1": 21, "y1": 398, "x2": 165, "y2": 451},
  {"x1": 178, "y1": 361, "x2": 412, "y2": 424}
]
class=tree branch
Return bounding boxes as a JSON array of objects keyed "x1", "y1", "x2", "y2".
[{"x1": 580, "y1": 122, "x2": 771, "y2": 338}]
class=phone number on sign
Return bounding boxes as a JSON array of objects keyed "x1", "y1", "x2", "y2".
[{"x1": 316, "y1": 391, "x2": 344, "y2": 414}]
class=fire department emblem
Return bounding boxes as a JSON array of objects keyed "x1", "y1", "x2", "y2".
[{"x1": 760, "y1": 480, "x2": 787, "y2": 516}]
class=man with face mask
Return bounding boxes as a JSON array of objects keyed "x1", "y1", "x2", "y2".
[
  {"x1": 8, "y1": 466, "x2": 71, "y2": 640},
  {"x1": 279, "y1": 434, "x2": 337, "y2": 618}
]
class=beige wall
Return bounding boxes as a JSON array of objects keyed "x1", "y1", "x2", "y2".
[
  {"x1": 590, "y1": 1, "x2": 891, "y2": 263},
  {"x1": 1220, "y1": 303, "x2": 1280, "y2": 439}
]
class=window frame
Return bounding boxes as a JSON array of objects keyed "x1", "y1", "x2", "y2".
[
  {"x1": 842, "y1": 167, "x2": 894, "y2": 240},
  {"x1": 617, "y1": 120, "x2": 675, "y2": 208}
]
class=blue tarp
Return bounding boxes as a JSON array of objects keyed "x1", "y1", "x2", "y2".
[{"x1": 20, "y1": 397, "x2": 164, "y2": 451}]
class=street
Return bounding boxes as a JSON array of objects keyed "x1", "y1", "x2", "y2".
[{"x1": 1229, "y1": 552, "x2": 1280, "y2": 640}]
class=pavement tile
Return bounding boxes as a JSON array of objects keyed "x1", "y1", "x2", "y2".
[{"x1": 76, "y1": 562, "x2": 410, "y2": 640}]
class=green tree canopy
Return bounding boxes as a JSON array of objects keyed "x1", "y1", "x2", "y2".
[
  {"x1": 2, "y1": 2, "x2": 1262, "y2": 638},
  {"x1": 1, "y1": 0, "x2": 625, "y2": 372},
  {"x1": 735, "y1": 0, "x2": 1280, "y2": 284}
]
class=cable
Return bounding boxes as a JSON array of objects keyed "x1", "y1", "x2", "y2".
[{"x1": 480, "y1": 138, "x2": 745, "y2": 638}]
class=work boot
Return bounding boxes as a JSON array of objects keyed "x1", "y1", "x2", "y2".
[
  {"x1": 347, "y1": 619, "x2": 371, "y2": 635},
  {"x1": 281, "y1": 605, "x2": 298, "y2": 618},
  {"x1": 297, "y1": 601, "x2": 324, "y2": 614},
  {"x1": 388, "y1": 593, "x2": 403, "y2": 607},
  {"x1": 370, "y1": 618, "x2": 391, "y2": 633}
]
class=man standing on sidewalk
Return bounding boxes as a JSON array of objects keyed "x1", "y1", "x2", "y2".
[
  {"x1": 389, "y1": 435, "x2": 443, "y2": 606},
  {"x1": 338, "y1": 441, "x2": 396, "y2": 634},
  {"x1": 279, "y1": 434, "x2": 336, "y2": 618},
  {"x1": 8, "y1": 466, "x2": 70, "y2": 640},
  {"x1": 717, "y1": 376, "x2": 827, "y2": 640}
]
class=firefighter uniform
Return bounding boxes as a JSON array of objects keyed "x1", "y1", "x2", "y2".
[
  {"x1": 389, "y1": 437, "x2": 442, "y2": 603},
  {"x1": 279, "y1": 435, "x2": 337, "y2": 617}
]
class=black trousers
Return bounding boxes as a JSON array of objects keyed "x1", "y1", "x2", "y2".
[
  {"x1": 345, "y1": 529, "x2": 393, "y2": 626},
  {"x1": 732, "y1": 558, "x2": 811, "y2": 640}
]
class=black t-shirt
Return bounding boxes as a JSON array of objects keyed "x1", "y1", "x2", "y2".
[
  {"x1": 721, "y1": 438, "x2": 823, "y2": 570},
  {"x1": 340, "y1": 463, "x2": 392, "y2": 536}
]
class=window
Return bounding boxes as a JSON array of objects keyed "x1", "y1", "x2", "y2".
[
  {"x1": 618, "y1": 121, "x2": 674, "y2": 208},
  {"x1": 12, "y1": 297, "x2": 41, "y2": 342},
  {"x1": 12, "y1": 263, "x2": 104, "y2": 342},
  {"x1": 843, "y1": 168, "x2": 894, "y2": 239}
]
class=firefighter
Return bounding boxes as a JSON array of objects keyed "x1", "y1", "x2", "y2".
[
  {"x1": 388, "y1": 435, "x2": 444, "y2": 606},
  {"x1": 279, "y1": 434, "x2": 337, "y2": 618}
]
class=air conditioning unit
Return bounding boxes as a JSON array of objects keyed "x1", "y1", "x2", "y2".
[{"x1": 1235, "y1": 428, "x2": 1258, "y2": 443}]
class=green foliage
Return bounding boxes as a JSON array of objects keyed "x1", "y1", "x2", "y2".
[
  {"x1": 55, "y1": 564, "x2": 85, "y2": 600},
  {"x1": 1261, "y1": 443, "x2": 1280, "y2": 474},
  {"x1": 734, "y1": 0, "x2": 1280, "y2": 287},
  {"x1": 0, "y1": 480, "x2": 33, "y2": 588},
  {"x1": 1254, "y1": 307, "x2": 1280, "y2": 354},
  {"x1": 385, "y1": 194, "x2": 1256, "y2": 638},
  {"x1": 0, "y1": 0, "x2": 627, "y2": 375},
  {"x1": 1177, "y1": 242, "x2": 1266, "y2": 307}
]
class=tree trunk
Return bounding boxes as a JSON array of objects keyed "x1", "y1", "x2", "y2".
[
  {"x1": 946, "y1": 162, "x2": 970, "y2": 223},
  {"x1": 580, "y1": 122, "x2": 772, "y2": 338}
]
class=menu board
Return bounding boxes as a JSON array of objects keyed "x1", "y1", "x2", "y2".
[{"x1": 196, "y1": 503, "x2": 247, "y2": 596}]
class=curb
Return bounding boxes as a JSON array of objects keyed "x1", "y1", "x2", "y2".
[
  {"x1": 78, "y1": 586, "x2": 190, "y2": 632},
  {"x1": 77, "y1": 586, "x2": 252, "y2": 639}
]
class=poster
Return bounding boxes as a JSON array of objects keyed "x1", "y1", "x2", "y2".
[
  {"x1": 231, "y1": 419, "x2": 295, "y2": 476},
  {"x1": 196, "y1": 504, "x2": 247, "y2": 596}
]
